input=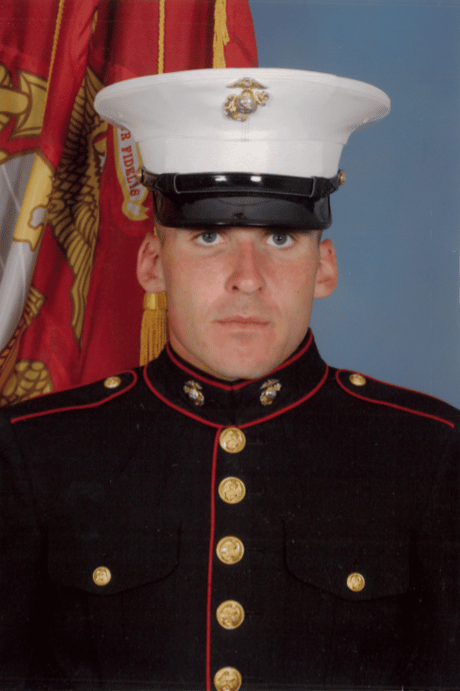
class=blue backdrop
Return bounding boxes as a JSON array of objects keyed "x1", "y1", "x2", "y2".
[{"x1": 249, "y1": 0, "x2": 460, "y2": 407}]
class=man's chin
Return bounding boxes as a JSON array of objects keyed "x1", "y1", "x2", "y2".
[{"x1": 201, "y1": 349, "x2": 285, "y2": 382}]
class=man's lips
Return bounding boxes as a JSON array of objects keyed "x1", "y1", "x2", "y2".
[{"x1": 215, "y1": 316, "x2": 270, "y2": 326}]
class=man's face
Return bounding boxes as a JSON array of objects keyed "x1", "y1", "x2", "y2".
[{"x1": 138, "y1": 226, "x2": 337, "y2": 381}]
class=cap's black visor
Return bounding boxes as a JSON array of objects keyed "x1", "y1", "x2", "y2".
[{"x1": 140, "y1": 171, "x2": 343, "y2": 230}]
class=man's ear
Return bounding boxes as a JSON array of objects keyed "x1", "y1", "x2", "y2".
[
  {"x1": 136, "y1": 231, "x2": 166, "y2": 293},
  {"x1": 314, "y1": 238, "x2": 338, "y2": 298}
]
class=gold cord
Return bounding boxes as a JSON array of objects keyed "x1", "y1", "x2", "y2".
[
  {"x1": 157, "y1": 0, "x2": 165, "y2": 75},
  {"x1": 213, "y1": 0, "x2": 229, "y2": 68},
  {"x1": 43, "y1": 0, "x2": 66, "y2": 113},
  {"x1": 140, "y1": 0, "x2": 230, "y2": 364},
  {"x1": 139, "y1": 0, "x2": 168, "y2": 365}
]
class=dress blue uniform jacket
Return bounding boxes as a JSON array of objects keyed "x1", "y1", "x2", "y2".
[{"x1": 1, "y1": 331, "x2": 460, "y2": 690}]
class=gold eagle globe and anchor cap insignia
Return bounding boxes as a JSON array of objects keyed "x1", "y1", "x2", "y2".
[{"x1": 224, "y1": 78, "x2": 269, "y2": 122}]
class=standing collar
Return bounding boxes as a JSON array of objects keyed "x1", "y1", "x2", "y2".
[{"x1": 144, "y1": 330, "x2": 328, "y2": 427}]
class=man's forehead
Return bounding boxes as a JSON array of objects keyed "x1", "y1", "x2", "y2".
[{"x1": 95, "y1": 68, "x2": 390, "y2": 231}]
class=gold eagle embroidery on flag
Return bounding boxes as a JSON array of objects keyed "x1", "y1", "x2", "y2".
[
  {"x1": 0, "y1": 286, "x2": 51, "y2": 407},
  {"x1": 46, "y1": 66, "x2": 107, "y2": 348},
  {"x1": 0, "y1": 63, "x2": 47, "y2": 142}
]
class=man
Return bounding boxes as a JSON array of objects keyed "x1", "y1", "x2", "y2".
[{"x1": 1, "y1": 68, "x2": 459, "y2": 691}]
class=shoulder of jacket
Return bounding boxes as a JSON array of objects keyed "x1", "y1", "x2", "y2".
[
  {"x1": 3, "y1": 369, "x2": 140, "y2": 425},
  {"x1": 335, "y1": 368, "x2": 460, "y2": 430}
]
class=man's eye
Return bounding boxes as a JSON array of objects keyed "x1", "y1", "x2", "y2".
[
  {"x1": 266, "y1": 233, "x2": 294, "y2": 248},
  {"x1": 196, "y1": 232, "x2": 223, "y2": 246}
]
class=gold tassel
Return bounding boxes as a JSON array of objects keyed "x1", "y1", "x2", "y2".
[
  {"x1": 139, "y1": 0, "x2": 228, "y2": 366},
  {"x1": 140, "y1": 292, "x2": 167, "y2": 365},
  {"x1": 138, "y1": 0, "x2": 168, "y2": 368},
  {"x1": 213, "y1": 0, "x2": 229, "y2": 68}
]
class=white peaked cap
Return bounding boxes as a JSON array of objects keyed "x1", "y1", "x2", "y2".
[{"x1": 94, "y1": 68, "x2": 390, "y2": 179}]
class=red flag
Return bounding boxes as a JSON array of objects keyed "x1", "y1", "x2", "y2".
[
  {"x1": 0, "y1": 0, "x2": 258, "y2": 405},
  {"x1": 0, "y1": 0, "x2": 99, "y2": 403}
]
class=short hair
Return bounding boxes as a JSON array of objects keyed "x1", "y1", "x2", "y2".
[{"x1": 155, "y1": 223, "x2": 166, "y2": 243}]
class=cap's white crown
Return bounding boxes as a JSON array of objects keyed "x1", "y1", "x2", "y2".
[{"x1": 95, "y1": 68, "x2": 390, "y2": 179}]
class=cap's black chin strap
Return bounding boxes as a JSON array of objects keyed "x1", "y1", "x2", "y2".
[{"x1": 139, "y1": 170, "x2": 345, "y2": 199}]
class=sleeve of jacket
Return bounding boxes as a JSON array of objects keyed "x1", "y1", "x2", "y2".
[
  {"x1": 0, "y1": 413, "x2": 44, "y2": 689},
  {"x1": 407, "y1": 429, "x2": 460, "y2": 689},
  {"x1": 337, "y1": 368, "x2": 460, "y2": 687}
]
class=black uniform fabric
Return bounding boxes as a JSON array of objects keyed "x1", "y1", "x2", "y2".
[{"x1": 1, "y1": 331, "x2": 460, "y2": 690}]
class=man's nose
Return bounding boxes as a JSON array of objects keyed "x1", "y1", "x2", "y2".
[{"x1": 226, "y1": 240, "x2": 266, "y2": 294}]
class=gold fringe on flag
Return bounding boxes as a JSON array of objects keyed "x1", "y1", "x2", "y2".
[
  {"x1": 140, "y1": 0, "x2": 230, "y2": 364},
  {"x1": 140, "y1": 292, "x2": 167, "y2": 365}
]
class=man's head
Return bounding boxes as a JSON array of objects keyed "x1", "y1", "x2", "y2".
[
  {"x1": 95, "y1": 67, "x2": 390, "y2": 378},
  {"x1": 137, "y1": 224, "x2": 337, "y2": 381}
]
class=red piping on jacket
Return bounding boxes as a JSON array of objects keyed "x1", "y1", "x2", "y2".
[
  {"x1": 10, "y1": 371, "x2": 139, "y2": 424},
  {"x1": 143, "y1": 364, "x2": 329, "y2": 429},
  {"x1": 206, "y1": 429, "x2": 222, "y2": 691},
  {"x1": 165, "y1": 331, "x2": 314, "y2": 392},
  {"x1": 241, "y1": 365, "x2": 328, "y2": 429},
  {"x1": 335, "y1": 370, "x2": 455, "y2": 429}
]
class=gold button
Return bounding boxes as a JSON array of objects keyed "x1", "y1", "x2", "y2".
[
  {"x1": 216, "y1": 536, "x2": 244, "y2": 565},
  {"x1": 216, "y1": 600, "x2": 245, "y2": 629},
  {"x1": 219, "y1": 428, "x2": 246, "y2": 454},
  {"x1": 92, "y1": 566, "x2": 111, "y2": 586},
  {"x1": 218, "y1": 477, "x2": 246, "y2": 504},
  {"x1": 104, "y1": 376, "x2": 121, "y2": 389},
  {"x1": 214, "y1": 667, "x2": 242, "y2": 691},
  {"x1": 349, "y1": 373, "x2": 366, "y2": 387},
  {"x1": 347, "y1": 572, "x2": 365, "y2": 592},
  {"x1": 338, "y1": 169, "x2": 346, "y2": 186}
]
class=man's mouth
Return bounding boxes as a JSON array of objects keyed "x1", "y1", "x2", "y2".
[{"x1": 216, "y1": 316, "x2": 270, "y2": 327}]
